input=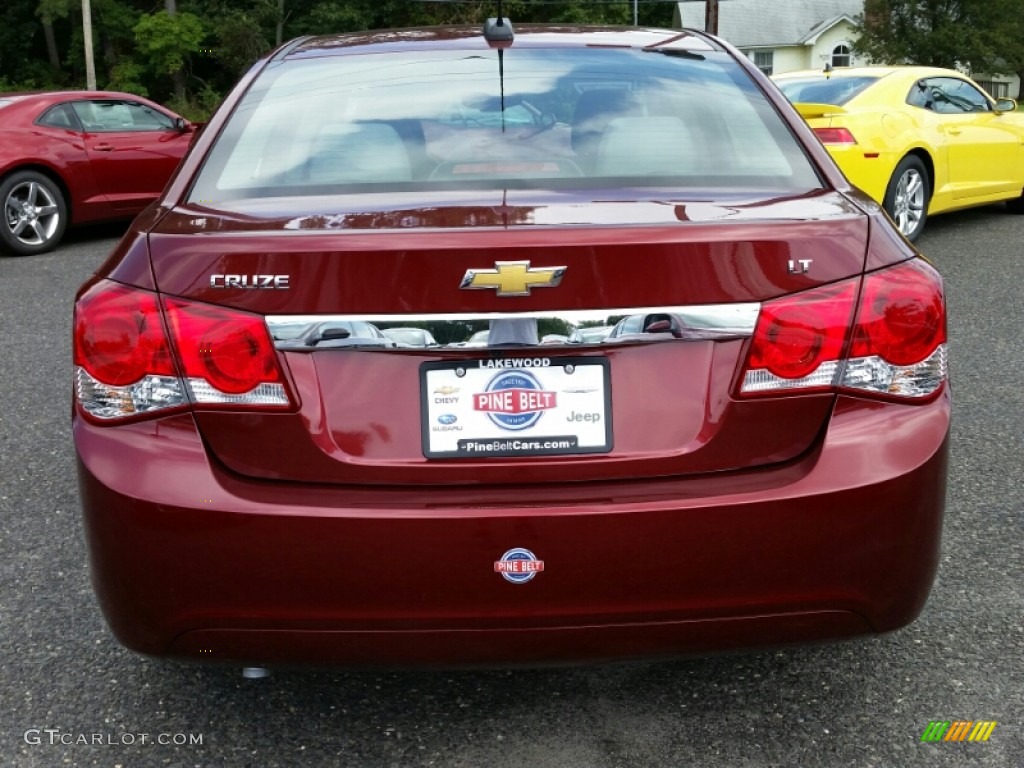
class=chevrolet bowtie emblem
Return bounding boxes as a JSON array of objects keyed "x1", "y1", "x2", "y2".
[{"x1": 460, "y1": 261, "x2": 567, "y2": 297}]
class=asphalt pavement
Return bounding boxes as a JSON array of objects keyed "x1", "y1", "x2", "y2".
[{"x1": 0, "y1": 210, "x2": 1021, "y2": 768}]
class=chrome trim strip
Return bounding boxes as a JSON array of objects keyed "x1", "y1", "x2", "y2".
[
  {"x1": 267, "y1": 304, "x2": 760, "y2": 330},
  {"x1": 266, "y1": 303, "x2": 760, "y2": 350}
]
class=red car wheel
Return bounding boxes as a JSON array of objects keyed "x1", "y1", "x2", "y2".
[{"x1": 1, "y1": 170, "x2": 68, "y2": 256}]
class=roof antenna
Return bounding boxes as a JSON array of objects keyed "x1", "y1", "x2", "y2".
[
  {"x1": 499, "y1": 48, "x2": 506, "y2": 133},
  {"x1": 483, "y1": 0, "x2": 513, "y2": 132},
  {"x1": 484, "y1": 0, "x2": 514, "y2": 43}
]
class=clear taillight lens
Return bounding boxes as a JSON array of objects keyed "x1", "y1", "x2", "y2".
[
  {"x1": 73, "y1": 281, "x2": 293, "y2": 422},
  {"x1": 741, "y1": 260, "x2": 947, "y2": 400}
]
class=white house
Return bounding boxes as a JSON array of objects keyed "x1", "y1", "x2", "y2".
[{"x1": 673, "y1": 0, "x2": 1019, "y2": 98}]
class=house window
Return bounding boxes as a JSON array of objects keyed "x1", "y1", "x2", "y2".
[
  {"x1": 832, "y1": 43, "x2": 852, "y2": 68},
  {"x1": 974, "y1": 80, "x2": 1009, "y2": 98},
  {"x1": 753, "y1": 51, "x2": 774, "y2": 76}
]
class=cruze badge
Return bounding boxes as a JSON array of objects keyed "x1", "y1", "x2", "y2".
[
  {"x1": 210, "y1": 274, "x2": 289, "y2": 289},
  {"x1": 460, "y1": 261, "x2": 566, "y2": 297}
]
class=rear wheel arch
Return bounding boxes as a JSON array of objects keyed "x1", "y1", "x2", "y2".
[{"x1": 907, "y1": 148, "x2": 935, "y2": 201}]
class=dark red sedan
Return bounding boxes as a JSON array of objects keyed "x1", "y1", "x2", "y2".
[
  {"x1": 72, "y1": 23, "x2": 949, "y2": 668},
  {"x1": 0, "y1": 90, "x2": 196, "y2": 255}
]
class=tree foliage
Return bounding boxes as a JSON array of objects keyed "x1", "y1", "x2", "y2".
[
  {"x1": 0, "y1": 0, "x2": 675, "y2": 114},
  {"x1": 855, "y1": 0, "x2": 1024, "y2": 89},
  {"x1": 134, "y1": 10, "x2": 204, "y2": 76}
]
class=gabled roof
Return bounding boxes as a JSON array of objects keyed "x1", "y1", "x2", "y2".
[
  {"x1": 799, "y1": 13, "x2": 858, "y2": 44},
  {"x1": 676, "y1": 0, "x2": 864, "y2": 48}
]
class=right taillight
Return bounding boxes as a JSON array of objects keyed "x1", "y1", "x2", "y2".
[
  {"x1": 741, "y1": 259, "x2": 946, "y2": 400},
  {"x1": 840, "y1": 259, "x2": 947, "y2": 399}
]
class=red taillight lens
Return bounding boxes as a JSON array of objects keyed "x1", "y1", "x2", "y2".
[
  {"x1": 743, "y1": 280, "x2": 856, "y2": 389},
  {"x1": 164, "y1": 298, "x2": 290, "y2": 404},
  {"x1": 73, "y1": 281, "x2": 187, "y2": 421},
  {"x1": 74, "y1": 283, "x2": 291, "y2": 420},
  {"x1": 850, "y1": 260, "x2": 945, "y2": 366},
  {"x1": 741, "y1": 260, "x2": 947, "y2": 400},
  {"x1": 813, "y1": 127, "x2": 857, "y2": 145},
  {"x1": 74, "y1": 283, "x2": 175, "y2": 386}
]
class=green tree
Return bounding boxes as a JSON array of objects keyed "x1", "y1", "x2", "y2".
[
  {"x1": 537, "y1": 318, "x2": 573, "y2": 338},
  {"x1": 37, "y1": 0, "x2": 71, "y2": 74},
  {"x1": 0, "y1": 0, "x2": 678, "y2": 109},
  {"x1": 134, "y1": 8, "x2": 204, "y2": 101},
  {"x1": 855, "y1": 0, "x2": 1024, "y2": 85},
  {"x1": 209, "y1": 6, "x2": 272, "y2": 76},
  {"x1": 975, "y1": 0, "x2": 1024, "y2": 99},
  {"x1": 60, "y1": 0, "x2": 145, "y2": 92}
]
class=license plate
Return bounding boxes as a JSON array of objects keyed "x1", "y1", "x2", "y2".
[{"x1": 421, "y1": 356, "x2": 612, "y2": 458}]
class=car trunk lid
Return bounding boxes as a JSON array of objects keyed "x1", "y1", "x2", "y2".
[{"x1": 148, "y1": 190, "x2": 868, "y2": 486}]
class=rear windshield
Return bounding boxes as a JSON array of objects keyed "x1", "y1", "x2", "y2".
[
  {"x1": 775, "y1": 76, "x2": 880, "y2": 106},
  {"x1": 190, "y1": 47, "x2": 821, "y2": 204}
]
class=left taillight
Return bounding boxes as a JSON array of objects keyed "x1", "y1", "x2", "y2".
[{"x1": 74, "y1": 280, "x2": 292, "y2": 422}]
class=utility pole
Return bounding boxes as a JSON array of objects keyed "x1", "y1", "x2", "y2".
[
  {"x1": 705, "y1": 0, "x2": 719, "y2": 35},
  {"x1": 82, "y1": 0, "x2": 96, "y2": 90},
  {"x1": 165, "y1": 0, "x2": 186, "y2": 102},
  {"x1": 633, "y1": 0, "x2": 639, "y2": 26}
]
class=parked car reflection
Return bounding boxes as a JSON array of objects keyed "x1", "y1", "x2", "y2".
[{"x1": 381, "y1": 327, "x2": 440, "y2": 347}]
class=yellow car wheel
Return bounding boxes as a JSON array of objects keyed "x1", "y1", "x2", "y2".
[{"x1": 883, "y1": 156, "x2": 930, "y2": 242}]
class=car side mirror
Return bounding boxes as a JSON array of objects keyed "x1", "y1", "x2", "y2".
[
  {"x1": 173, "y1": 117, "x2": 189, "y2": 132},
  {"x1": 994, "y1": 98, "x2": 1017, "y2": 114},
  {"x1": 643, "y1": 315, "x2": 683, "y2": 338},
  {"x1": 644, "y1": 319, "x2": 673, "y2": 333}
]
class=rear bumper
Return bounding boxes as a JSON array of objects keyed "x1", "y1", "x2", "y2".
[{"x1": 75, "y1": 391, "x2": 949, "y2": 666}]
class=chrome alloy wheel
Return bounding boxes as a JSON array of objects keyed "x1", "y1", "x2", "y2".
[
  {"x1": 892, "y1": 167, "x2": 926, "y2": 238},
  {"x1": 4, "y1": 180, "x2": 61, "y2": 247}
]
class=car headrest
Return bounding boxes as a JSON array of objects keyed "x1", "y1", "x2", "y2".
[
  {"x1": 595, "y1": 117, "x2": 696, "y2": 177},
  {"x1": 309, "y1": 122, "x2": 412, "y2": 184}
]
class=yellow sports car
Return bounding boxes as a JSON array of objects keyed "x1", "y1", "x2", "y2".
[{"x1": 774, "y1": 66, "x2": 1024, "y2": 241}]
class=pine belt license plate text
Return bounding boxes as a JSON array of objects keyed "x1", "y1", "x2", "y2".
[{"x1": 421, "y1": 357, "x2": 612, "y2": 458}]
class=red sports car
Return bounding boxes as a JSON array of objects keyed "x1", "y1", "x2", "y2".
[
  {"x1": 72, "y1": 22, "x2": 949, "y2": 669},
  {"x1": 0, "y1": 90, "x2": 196, "y2": 255}
]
